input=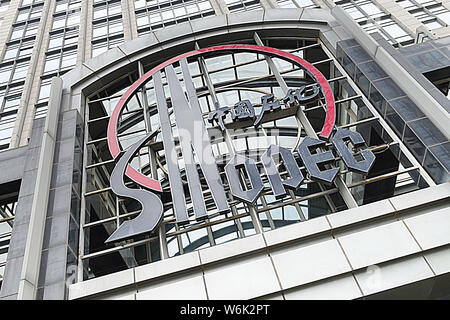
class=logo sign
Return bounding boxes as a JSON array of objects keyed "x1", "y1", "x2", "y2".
[
  {"x1": 208, "y1": 86, "x2": 320, "y2": 130},
  {"x1": 106, "y1": 45, "x2": 375, "y2": 243}
]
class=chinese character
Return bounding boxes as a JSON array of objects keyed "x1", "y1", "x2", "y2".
[
  {"x1": 231, "y1": 100, "x2": 255, "y2": 121},
  {"x1": 283, "y1": 88, "x2": 297, "y2": 106},
  {"x1": 208, "y1": 104, "x2": 230, "y2": 131},
  {"x1": 254, "y1": 94, "x2": 281, "y2": 127},
  {"x1": 283, "y1": 85, "x2": 320, "y2": 107}
]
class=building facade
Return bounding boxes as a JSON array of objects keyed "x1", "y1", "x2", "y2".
[{"x1": 0, "y1": 0, "x2": 449, "y2": 300}]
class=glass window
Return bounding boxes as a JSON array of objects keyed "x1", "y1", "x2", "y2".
[
  {"x1": 0, "y1": 0, "x2": 10, "y2": 13},
  {"x1": 383, "y1": 24, "x2": 409, "y2": 38},
  {"x1": 44, "y1": 0, "x2": 81, "y2": 81},
  {"x1": 109, "y1": 19, "x2": 123, "y2": 34},
  {"x1": 61, "y1": 52, "x2": 77, "y2": 69},
  {"x1": 226, "y1": 0, "x2": 262, "y2": 12},
  {"x1": 93, "y1": 24, "x2": 108, "y2": 38},
  {"x1": 55, "y1": 1, "x2": 69, "y2": 12},
  {"x1": 92, "y1": 0, "x2": 124, "y2": 45},
  {"x1": 109, "y1": 2, "x2": 122, "y2": 15},
  {"x1": 278, "y1": 0, "x2": 318, "y2": 7},
  {"x1": 0, "y1": 66, "x2": 12, "y2": 84},
  {"x1": 339, "y1": 0, "x2": 414, "y2": 46},
  {"x1": 44, "y1": 58, "x2": 60, "y2": 73},
  {"x1": 2, "y1": 95, "x2": 20, "y2": 112},
  {"x1": 24, "y1": 21, "x2": 39, "y2": 37},
  {"x1": 3, "y1": 46, "x2": 18, "y2": 60},
  {"x1": 135, "y1": 0, "x2": 215, "y2": 35},
  {"x1": 396, "y1": 0, "x2": 450, "y2": 31},
  {"x1": 79, "y1": 36, "x2": 434, "y2": 280},
  {"x1": 38, "y1": 82, "x2": 51, "y2": 101},
  {"x1": 11, "y1": 62, "x2": 28, "y2": 80},
  {"x1": 16, "y1": 8, "x2": 30, "y2": 22},
  {"x1": 49, "y1": 34, "x2": 64, "y2": 49},
  {"x1": 423, "y1": 19, "x2": 443, "y2": 29},
  {"x1": 436, "y1": 11, "x2": 450, "y2": 24},
  {"x1": 67, "y1": 11, "x2": 80, "y2": 26},
  {"x1": 10, "y1": 26, "x2": 24, "y2": 41},
  {"x1": 92, "y1": 45, "x2": 108, "y2": 57},
  {"x1": 0, "y1": 111, "x2": 17, "y2": 147},
  {"x1": 93, "y1": 6, "x2": 107, "y2": 19},
  {"x1": 52, "y1": 17, "x2": 66, "y2": 29},
  {"x1": 360, "y1": 3, "x2": 383, "y2": 16}
]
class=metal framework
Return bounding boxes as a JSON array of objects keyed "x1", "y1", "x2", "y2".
[
  {"x1": 336, "y1": 0, "x2": 415, "y2": 46},
  {"x1": 77, "y1": 32, "x2": 432, "y2": 282},
  {"x1": 0, "y1": 193, "x2": 18, "y2": 289}
]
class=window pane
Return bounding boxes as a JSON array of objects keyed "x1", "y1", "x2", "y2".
[
  {"x1": 12, "y1": 64, "x2": 28, "y2": 80},
  {"x1": 44, "y1": 58, "x2": 60, "y2": 73}
]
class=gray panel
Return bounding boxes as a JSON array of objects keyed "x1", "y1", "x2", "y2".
[
  {"x1": 5, "y1": 223, "x2": 29, "y2": 260},
  {"x1": 50, "y1": 161, "x2": 74, "y2": 189},
  {"x1": 105, "y1": 131, "x2": 164, "y2": 243},
  {"x1": 13, "y1": 194, "x2": 34, "y2": 225},
  {"x1": 37, "y1": 281, "x2": 65, "y2": 300},
  {"x1": 261, "y1": 144, "x2": 304, "y2": 199},
  {"x1": 153, "y1": 70, "x2": 189, "y2": 223},
  {"x1": 17, "y1": 170, "x2": 37, "y2": 198},
  {"x1": 54, "y1": 139, "x2": 76, "y2": 164},
  {"x1": 38, "y1": 245, "x2": 67, "y2": 287},
  {"x1": 42, "y1": 215, "x2": 70, "y2": 250},
  {"x1": 332, "y1": 128, "x2": 375, "y2": 174},
  {"x1": 225, "y1": 155, "x2": 264, "y2": 204},
  {"x1": 0, "y1": 257, "x2": 24, "y2": 298},
  {"x1": 0, "y1": 147, "x2": 27, "y2": 184},
  {"x1": 164, "y1": 61, "x2": 229, "y2": 219},
  {"x1": 405, "y1": 50, "x2": 450, "y2": 73},
  {"x1": 0, "y1": 117, "x2": 47, "y2": 300},
  {"x1": 46, "y1": 185, "x2": 72, "y2": 217},
  {"x1": 24, "y1": 147, "x2": 42, "y2": 172},
  {"x1": 297, "y1": 137, "x2": 339, "y2": 184}
]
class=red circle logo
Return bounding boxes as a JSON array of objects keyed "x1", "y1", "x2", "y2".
[{"x1": 107, "y1": 44, "x2": 336, "y2": 192}]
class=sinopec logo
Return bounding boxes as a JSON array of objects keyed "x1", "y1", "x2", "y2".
[{"x1": 106, "y1": 45, "x2": 375, "y2": 243}]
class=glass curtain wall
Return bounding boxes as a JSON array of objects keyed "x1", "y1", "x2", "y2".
[{"x1": 79, "y1": 33, "x2": 430, "y2": 281}]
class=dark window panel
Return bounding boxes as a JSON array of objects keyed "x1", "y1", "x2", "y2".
[
  {"x1": 357, "y1": 60, "x2": 388, "y2": 81},
  {"x1": 408, "y1": 117, "x2": 447, "y2": 147},
  {"x1": 344, "y1": 45, "x2": 372, "y2": 64},
  {"x1": 385, "y1": 103, "x2": 405, "y2": 138},
  {"x1": 423, "y1": 148, "x2": 450, "y2": 184},
  {"x1": 341, "y1": 52, "x2": 356, "y2": 79},
  {"x1": 337, "y1": 39, "x2": 359, "y2": 50},
  {"x1": 388, "y1": 97, "x2": 425, "y2": 122},
  {"x1": 399, "y1": 151, "x2": 413, "y2": 169},
  {"x1": 438, "y1": 47, "x2": 450, "y2": 61},
  {"x1": 417, "y1": 175, "x2": 430, "y2": 189},
  {"x1": 408, "y1": 168, "x2": 420, "y2": 186},
  {"x1": 429, "y1": 142, "x2": 450, "y2": 173},
  {"x1": 407, "y1": 50, "x2": 450, "y2": 73},
  {"x1": 403, "y1": 123, "x2": 427, "y2": 163},
  {"x1": 372, "y1": 78, "x2": 406, "y2": 101},
  {"x1": 336, "y1": 43, "x2": 345, "y2": 64},
  {"x1": 354, "y1": 98, "x2": 374, "y2": 121},
  {"x1": 433, "y1": 37, "x2": 450, "y2": 48},
  {"x1": 398, "y1": 41, "x2": 434, "y2": 56},
  {"x1": 355, "y1": 64, "x2": 370, "y2": 96},
  {"x1": 368, "y1": 83, "x2": 387, "y2": 116}
]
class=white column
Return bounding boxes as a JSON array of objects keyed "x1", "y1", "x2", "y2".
[{"x1": 17, "y1": 77, "x2": 62, "y2": 300}]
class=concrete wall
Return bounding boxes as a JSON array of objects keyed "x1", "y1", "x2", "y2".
[
  {"x1": 336, "y1": 37, "x2": 450, "y2": 184},
  {"x1": 36, "y1": 109, "x2": 83, "y2": 299},
  {"x1": 0, "y1": 118, "x2": 44, "y2": 300},
  {"x1": 68, "y1": 183, "x2": 450, "y2": 300},
  {"x1": 0, "y1": 105, "x2": 84, "y2": 300},
  {"x1": 1, "y1": 7, "x2": 449, "y2": 301}
]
